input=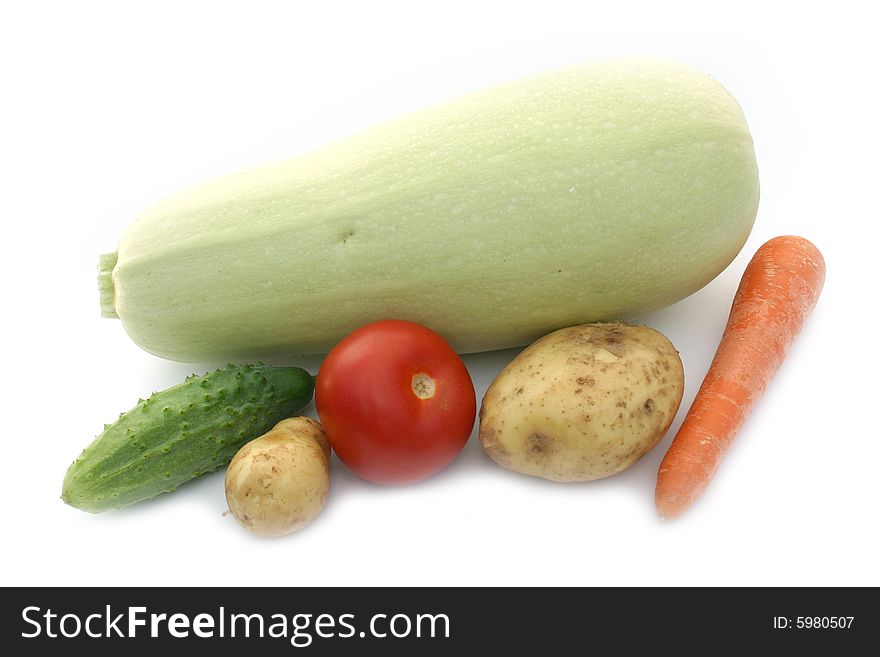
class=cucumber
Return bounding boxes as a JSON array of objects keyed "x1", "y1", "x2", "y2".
[
  {"x1": 62, "y1": 364, "x2": 314, "y2": 512},
  {"x1": 100, "y1": 59, "x2": 759, "y2": 362}
]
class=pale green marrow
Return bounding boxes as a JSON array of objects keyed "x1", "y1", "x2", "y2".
[{"x1": 101, "y1": 59, "x2": 759, "y2": 361}]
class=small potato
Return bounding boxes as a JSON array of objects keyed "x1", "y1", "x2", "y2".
[
  {"x1": 479, "y1": 323, "x2": 683, "y2": 482},
  {"x1": 225, "y1": 417, "x2": 330, "y2": 537}
]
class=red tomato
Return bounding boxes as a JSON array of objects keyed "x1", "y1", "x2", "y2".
[{"x1": 315, "y1": 320, "x2": 476, "y2": 485}]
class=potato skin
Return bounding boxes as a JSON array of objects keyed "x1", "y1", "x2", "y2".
[
  {"x1": 479, "y1": 323, "x2": 684, "y2": 482},
  {"x1": 225, "y1": 417, "x2": 330, "y2": 537}
]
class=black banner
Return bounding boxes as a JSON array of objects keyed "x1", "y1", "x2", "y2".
[{"x1": 2, "y1": 587, "x2": 875, "y2": 654}]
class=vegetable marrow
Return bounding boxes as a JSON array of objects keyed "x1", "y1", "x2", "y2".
[{"x1": 100, "y1": 59, "x2": 759, "y2": 361}]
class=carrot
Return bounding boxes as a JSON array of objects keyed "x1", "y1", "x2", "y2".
[{"x1": 655, "y1": 235, "x2": 825, "y2": 518}]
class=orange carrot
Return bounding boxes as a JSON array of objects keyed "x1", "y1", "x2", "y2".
[{"x1": 655, "y1": 236, "x2": 825, "y2": 518}]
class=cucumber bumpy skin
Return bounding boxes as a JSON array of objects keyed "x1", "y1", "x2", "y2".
[{"x1": 62, "y1": 364, "x2": 314, "y2": 513}]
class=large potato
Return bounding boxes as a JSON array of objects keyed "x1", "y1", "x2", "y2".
[
  {"x1": 479, "y1": 323, "x2": 684, "y2": 482},
  {"x1": 225, "y1": 417, "x2": 330, "y2": 537}
]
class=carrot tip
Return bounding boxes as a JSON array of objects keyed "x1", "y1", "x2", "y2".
[{"x1": 655, "y1": 492, "x2": 689, "y2": 520}]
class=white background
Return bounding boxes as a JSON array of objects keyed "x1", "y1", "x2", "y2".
[{"x1": 2, "y1": 0, "x2": 878, "y2": 587}]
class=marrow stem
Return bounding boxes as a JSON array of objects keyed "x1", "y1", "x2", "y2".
[{"x1": 98, "y1": 252, "x2": 119, "y2": 318}]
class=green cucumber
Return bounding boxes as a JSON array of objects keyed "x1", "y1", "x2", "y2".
[{"x1": 62, "y1": 364, "x2": 314, "y2": 513}]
